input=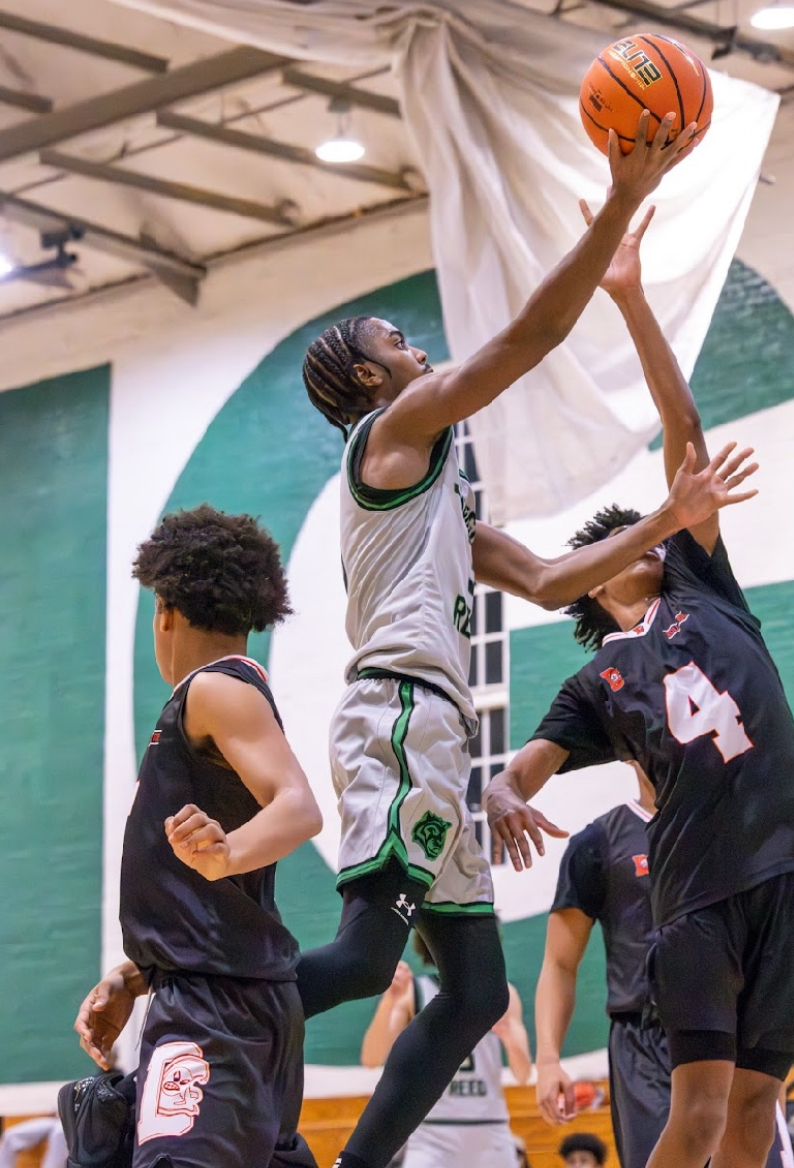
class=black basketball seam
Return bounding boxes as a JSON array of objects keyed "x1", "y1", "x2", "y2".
[
  {"x1": 579, "y1": 99, "x2": 636, "y2": 143},
  {"x1": 637, "y1": 35, "x2": 684, "y2": 130},
  {"x1": 593, "y1": 55, "x2": 663, "y2": 128},
  {"x1": 654, "y1": 34, "x2": 709, "y2": 125}
]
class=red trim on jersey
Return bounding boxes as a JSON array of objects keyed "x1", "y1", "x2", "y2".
[
  {"x1": 602, "y1": 598, "x2": 662, "y2": 645},
  {"x1": 627, "y1": 799, "x2": 653, "y2": 823},
  {"x1": 172, "y1": 654, "x2": 268, "y2": 694}
]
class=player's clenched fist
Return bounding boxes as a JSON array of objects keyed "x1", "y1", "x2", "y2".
[{"x1": 165, "y1": 802, "x2": 231, "y2": 881}]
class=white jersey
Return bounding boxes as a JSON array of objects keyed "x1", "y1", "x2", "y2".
[
  {"x1": 341, "y1": 409, "x2": 477, "y2": 729},
  {"x1": 416, "y1": 975, "x2": 509, "y2": 1123}
]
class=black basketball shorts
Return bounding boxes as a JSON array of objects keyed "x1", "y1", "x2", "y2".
[
  {"x1": 649, "y1": 870, "x2": 794, "y2": 1080},
  {"x1": 134, "y1": 971, "x2": 317, "y2": 1168}
]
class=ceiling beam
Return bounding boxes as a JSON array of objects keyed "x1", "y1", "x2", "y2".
[
  {"x1": 157, "y1": 110, "x2": 413, "y2": 191},
  {"x1": 281, "y1": 68, "x2": 402, "y2": 118},
  {"x1": 39, "y1": 148, "x2": 297, "y2": 227},
  {"x1": 0, "y1": 189, "x2": 206, "y2": 304},
  {"x1": 0, "y1": 85, "x2": 52, "y2": 115},
  {"x1": 578, "y1": 0, "x2": 794, "y2": 69},
  {"x1": 0, "y1": 46, "x2": 291, "y2": 166},
  {"x1": 0, "y1": 9, "x2": 170, "y2": 73}
]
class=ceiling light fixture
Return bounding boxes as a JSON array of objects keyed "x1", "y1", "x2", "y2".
[
  {"x1": 750, "y1": 4, "x2": 794, "y2": 27},
  {"x1": 0, "y1": 252, "x2": 15, "y2": 279},
  {"x1": 315, "y1": 98, "x2": 365, "y2": 164}
]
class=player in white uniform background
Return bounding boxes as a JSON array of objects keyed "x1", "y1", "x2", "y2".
[
  {"x1": 298, "y1": 112, "x2": 756, "y2": 1168},
  {"x1": 362, "y1": 933, "x2": 531, "y2": 1168}
]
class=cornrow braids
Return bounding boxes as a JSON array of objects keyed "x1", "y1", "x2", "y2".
[
  {"x1": 564, "y1": 504, "x2": 643, "y2": 652},
  {"x1": 303, "y1": 315, "x2": 380, "y2": 438}
]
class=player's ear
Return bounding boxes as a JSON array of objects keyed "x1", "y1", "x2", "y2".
[
  {"x1": 588, "y1": 583, "x2": 605, "y2": 600},
  {"x1": 352, "y1": 360, "x2": 383, "y2": 390}
]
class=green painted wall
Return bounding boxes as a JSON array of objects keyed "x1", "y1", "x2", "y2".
[{"x1": 0, "y1": 365, "x2": 109, "y2": 1083}]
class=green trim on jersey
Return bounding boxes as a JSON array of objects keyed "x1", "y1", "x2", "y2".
[
  {"x1": 336, "y1": 680, "x2": 436, "y2": 891},
  {"x1": 346, "y1": 409, "x2": 453, "y2": 512},
  {"x1": 422, "y1": 900, "x2": 495, "y2": 916}
]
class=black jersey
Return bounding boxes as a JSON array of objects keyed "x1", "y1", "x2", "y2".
[
  {"x1": 533, "y1": 530, "x2": 794, "y2": 928},
  {"x1": 120, "y1": 656, "x2": 300, "y2": 982},
  {"x1": 551, "y1": 802, "x2": 653, "y2": 1016}
]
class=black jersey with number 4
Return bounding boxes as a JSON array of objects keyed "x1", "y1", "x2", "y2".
[
  {"x1": 120, "y1": 656, "x2": 300, "y2": 981},
  {"x1": 552, "y1": 802, "x2": 653, "y2": 1016},
  {"x1": 533, "y1": 530, "x2": 794, "y2": 928}
]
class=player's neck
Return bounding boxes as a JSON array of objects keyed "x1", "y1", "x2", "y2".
[
  {"x1": 169, "y1": 632, "x2": 250, "y2": 689},
  {"x1": 604, "y1": 592, "x2": 660, "y2": 633}
]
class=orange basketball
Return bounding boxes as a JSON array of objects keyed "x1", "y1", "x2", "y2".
[{"x1": 579, "y1": 34, "x2": 713, "y2": 156}]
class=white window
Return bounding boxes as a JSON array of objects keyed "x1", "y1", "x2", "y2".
[{"x1": 455, "y1": 421, "x2": 509, "y2": 865}]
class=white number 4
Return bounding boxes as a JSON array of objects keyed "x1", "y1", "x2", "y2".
[{"x1": 664, "y1": 662, "x2": 753, "y2": 763}]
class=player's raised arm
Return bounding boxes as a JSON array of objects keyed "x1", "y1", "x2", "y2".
[
  {"x1": 378, "y1": 113, "x2": 695, "y2": 447},
  {"x1": 535, "y1": 910, "x2": 594, "y2": 1126},
  {"x1": 167, "y1": 672, "x2": 323, "y2": 881},
  {"x1": 580, "y1": 198, "x2": 758, "y2": 553},
  {"x1": 472, "y1": 438, "x2": 758, "y2": 609}
]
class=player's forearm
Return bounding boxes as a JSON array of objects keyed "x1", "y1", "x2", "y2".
[
  {"x1": 505, "y1": 1027, "x2": 533, "y2": 1084},
  {"x1": 487, "y1": 742, "x2": 565, "y2": 806},
  {"x1": 424, "y1": 190, "x2": 646, "y2": 429},
  {"x1": 535, "y1": 505, "x2": 677, "y2": 608},
  {"x1": 118, "y1": 960, "x2": 148, "y2": 998},
  {"x1": 226, "y1": 788, "x2": 322, "y2": 875},
  {"x1": 612, "y1": 287, "x2": 707, "y2": 480},
  {"x1": 535, "y1": 961, "x2": 577, "y2": 1065},
  {"x1": 361, "y1": 997, "x2": 399, "y2": 1067}
]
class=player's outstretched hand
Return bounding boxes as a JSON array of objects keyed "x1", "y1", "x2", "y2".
[
  {"x1": 608, "y1": 110, "x2": 696, "y2": 204},
  {"x1": 580, "y1": 198, "x2": 654, "y2": 297},
  {"x1": 485, "y1": 774, "x2": 568, "y2": 872},
  {"x1": 667, "y1": 441, "x2": 759, "y2": 530},
  {"x1": 74, "y1": 964, "x2": 140, "y2": 1070},
  {"x1": 165, "y1": 803, "x2": 231, "y2": 882},
  {"x1": 536, "y1": 1060, "x2": 577, "y2": 1127}
]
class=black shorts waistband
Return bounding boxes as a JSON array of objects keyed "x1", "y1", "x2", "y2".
[{"x1": 610, "y1": 1011, "x2": 645, "y2": 1026}]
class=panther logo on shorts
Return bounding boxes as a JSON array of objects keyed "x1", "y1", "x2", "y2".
[
  {"x1": 137, "y1": 1041, "x2": 211, "y2": 1144},
  {"x1": 412, "y1": 810, "x2": 452, "y2": 861}
]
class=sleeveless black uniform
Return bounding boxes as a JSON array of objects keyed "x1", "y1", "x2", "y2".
[
  {"x1": 121, "y1": 656, "x2": 316, "y2": 1168},
  {"x1": 552, "y1": 801, "x2": 670, "y2": 1168},
  {"x1": 534, "y1": 531, "x2": 794, "y2": 1078}
]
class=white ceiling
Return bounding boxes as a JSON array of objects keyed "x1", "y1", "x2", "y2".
[{"x1": 0, "y1": 0, "x2": 790, "y2": 321}]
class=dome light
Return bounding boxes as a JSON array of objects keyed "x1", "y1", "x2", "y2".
[
  {"x1": 316, "y1": 136, "x2": 366, "y2": 163},
  {"x1": 750, "y1": 5, "x2": 794, "y2": 27}
]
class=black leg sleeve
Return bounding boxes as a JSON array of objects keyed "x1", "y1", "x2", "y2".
[
  {"x1": 296, "y1": 861, "x2": 427, "y2": 1020},
  {"x1": 344, "y1": 909, "x2": 509, "y2": 1168}
]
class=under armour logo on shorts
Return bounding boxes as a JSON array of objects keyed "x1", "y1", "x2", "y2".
[{"x1": 137, "y1": 1041, "x2": 210, "y2": 1144}]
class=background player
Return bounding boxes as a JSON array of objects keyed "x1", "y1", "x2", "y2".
[
  {"x1": 73, "y1": 505, "x2": 322, "y2": 1168},
  {"x1": 534, "y1": 763, "x2": 666, "y2": 1168},
  {"x1": 297, "y1": 112, "x2": 758, "y2": 1168},
  {"x1": 361, "y1": 933, "x2": 531, "y2": 1168},
  {"x1": 486, "y1": 205, "x2": 793, "y2": 1168},
  {"x1": 558, "y1": 1133, "x2": 608, "y2": 1168}
]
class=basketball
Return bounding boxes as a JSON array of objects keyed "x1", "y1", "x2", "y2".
[{"x1": 579, "y1": 34, "x2": 713, "y2": 156}]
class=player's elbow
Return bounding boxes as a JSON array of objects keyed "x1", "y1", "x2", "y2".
[{"x1": 528, "y1": 567, "x2": 568, "y2": 611}]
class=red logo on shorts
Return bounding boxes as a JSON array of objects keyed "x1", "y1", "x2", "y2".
[
  {"x1": 600, "y1": 667, "x2": 625, "y2": 692},
  {"x1": 137, "y1": 1041, "x2": 211, "y2": 1143},
  {"x1": 632, "y1": 854, "x2": 649, "y2": 877},
  {"x1": 149, "y1": 730, "x2": 162, "y2": 746}
]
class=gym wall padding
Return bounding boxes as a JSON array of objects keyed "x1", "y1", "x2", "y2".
[{"x1": 0, "y1": 365, "x2": 109, "y2": 1083}]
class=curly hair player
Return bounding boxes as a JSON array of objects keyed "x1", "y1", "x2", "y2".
[
  {"x1": 485, "y1": 202, "x2": 791, "y2": 1168},
  {"x1": 297, "y1": 115, "x2": 757, "y2": 1168},
  {"x1": 73, "y1": 505, "x2": 322, "y2": 1168}
]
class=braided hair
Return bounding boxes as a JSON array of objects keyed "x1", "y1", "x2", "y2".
[
  {"x1": 564, "y1": 504, "x2": 643, "y2": 652},
  {"x1": 303, "y1": 315, "x2": 380, "y2": 438}
]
